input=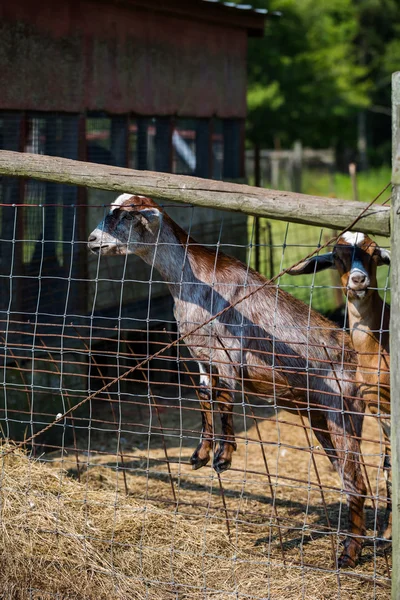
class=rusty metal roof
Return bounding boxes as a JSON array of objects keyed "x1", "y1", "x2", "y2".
[
  {"x1": 200, "y1": 0, "x2": 282, "y2": 35},
  {"x1": 201, "y1": 0, "x2": 282, "y2": 33},
  {"x1": 114, "y1": 0, "x2": 275, "y2": 37},
  {"x1": 201, "y1": 0, "x2": 280, "y2": 17}
]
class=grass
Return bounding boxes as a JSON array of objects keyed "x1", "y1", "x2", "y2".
[
  {"x1": 302, "y1": 166, "x2": 391, "y2": 201},
  {"x1": 248, "y1": 166, "x2": 392, "y2": 316}
]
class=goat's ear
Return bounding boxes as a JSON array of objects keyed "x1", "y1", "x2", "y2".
[
  {"x1": 287, "y1": 253, "x2": 335, "y2": 276},
  {"x1": 375, "y1": 247, "x2": 391, "y2": 266}
]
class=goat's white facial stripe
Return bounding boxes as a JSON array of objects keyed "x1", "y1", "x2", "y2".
[
  {"x1": 110, "y1": 194, "x2": 134, "y2": 213},
  {"x1": 342, "y1": 232, "x2": 365, "y2": 246},
  {"x1": 109, "y1": 193, "x2": 149, "y2": 214}
]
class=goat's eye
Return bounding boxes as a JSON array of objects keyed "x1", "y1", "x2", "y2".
[{"x1": 333, "y1": 253, "x2": 345, "y2": 267}]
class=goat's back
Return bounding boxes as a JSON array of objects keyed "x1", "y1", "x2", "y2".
[{"x1": 176, "y1": 254, "x2": 358, "y2": 409}]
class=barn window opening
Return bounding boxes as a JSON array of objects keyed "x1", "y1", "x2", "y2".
[
  {"x1": 0, "y1": 110, "x2": 244, "y2": 318},
  {"x1": 172, "y1": 119, "x2": 197, "y2": 176},
  {"x1": 212, "y1": 118, "x2": 224, "y2": 180},
  {"x1": 128, "y1": 119, "x2": 138, "y2": 169}
]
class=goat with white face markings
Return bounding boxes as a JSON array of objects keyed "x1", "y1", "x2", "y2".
[
  {"x1": 288, "y1": 231, "x2": 391, "y2": 540},
  {"x1": 88, "y1": 194, "x2": 367, "y2": 567}
]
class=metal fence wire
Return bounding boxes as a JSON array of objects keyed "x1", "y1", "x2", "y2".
[{"x1": 0, "y1": 181, "x2": 392, "y2": 599}]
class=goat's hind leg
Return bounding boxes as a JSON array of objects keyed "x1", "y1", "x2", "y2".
[
  {"x1": 327, "y1": 410, "x2": 366, "y2": 568},
  {"x1": 213, "y1": 386, "x2": 236, "y2": 473},
  {"x1": 191, "y1": 365, "x2": 215, "y2": 470},
  {"x1": 380, "y1": 443, "x2": 392, "y2": 541}
]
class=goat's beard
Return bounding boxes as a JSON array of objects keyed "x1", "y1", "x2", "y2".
[{"x1": 346, "y1": 288, "x2": 368, "y2": 300}]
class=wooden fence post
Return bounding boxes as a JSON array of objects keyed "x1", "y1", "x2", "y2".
[
  {"x1": 391, "y1": 71, "x2": 400, "y2": 600},
  {"x1": 292, "y1": 140, "x2": 302, "y2": 193},
  {"x1": 254, "y1": 144, "x2": 261, "y2": 272},
  {"x1": 348, "y1": 162, "x2": 359, "y2": 202}
]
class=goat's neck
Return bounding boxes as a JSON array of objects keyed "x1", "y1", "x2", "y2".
[
  {"x1": 139, "y1": 220, "x2": 209, "y2": 300},
  {"x1": 347, "y1": 291, "x2": 389, "y2": 353}
]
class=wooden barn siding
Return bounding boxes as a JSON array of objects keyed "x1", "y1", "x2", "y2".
[{"x1": 0, "y1": 0, "x2": 247, "y2": 117}]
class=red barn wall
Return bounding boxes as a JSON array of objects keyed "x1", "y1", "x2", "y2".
[{"x1": 0, "y1": 0, "x2": 248, "y2": 117}]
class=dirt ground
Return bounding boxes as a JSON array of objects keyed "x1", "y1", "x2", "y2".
[{"x1": 36, "y1": 394, "x2": 392, "y2": 600}]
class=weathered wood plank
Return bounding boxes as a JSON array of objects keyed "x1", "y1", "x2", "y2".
[
  {"x1": 391, "y1": 71, "x2": 400, "y2": 600},
  {"x1": 0, "y1": 149, "x2": 391, "y2": 235}
]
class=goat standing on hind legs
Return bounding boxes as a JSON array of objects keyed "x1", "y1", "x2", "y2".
[
  {"x1": 88, "y1": 194, "x2": 367, "y2": 567},
  {"x1": 288, "y1": 231, "x2": 391, "y2": 541}
]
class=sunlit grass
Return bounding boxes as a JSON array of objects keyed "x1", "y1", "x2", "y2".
[{"x1": 302, "y1": 166, "x2": 391, "y2": 202}]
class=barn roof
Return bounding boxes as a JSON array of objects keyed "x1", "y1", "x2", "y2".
[
  {"x1": 201, "y1": 0, "x2": 280, "y2": 17},
  {"x1": 201, "y1": 0, "x2": 282, "y2": 33},
  {"x1": 116, "y1": 0, "x2": 276, "y2": 37}
]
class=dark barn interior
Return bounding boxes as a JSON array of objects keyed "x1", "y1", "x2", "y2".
[{"x1": 0, "y1": 0, "x2": 267, "y2": 444}]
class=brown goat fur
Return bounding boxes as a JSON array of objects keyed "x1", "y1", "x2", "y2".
[
  {"x1": 88, "y1": 195, "x2": 368, "y2": 567},
  {"x1": 289, "y1": 231, "x2": 391, "y2": 540}
]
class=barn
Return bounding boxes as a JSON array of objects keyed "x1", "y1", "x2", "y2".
[
  {"x1": 0, "y1": 0, "x2": 270, "y2": 436},
  {"x1": 0, "y1": 0, "x2": 268, "y2": 321}
]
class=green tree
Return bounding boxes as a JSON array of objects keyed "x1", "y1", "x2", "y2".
[
  {"x1": 230, "y1": 0, "x2": 400, "y2": 162},
  {"x1": 354, "y1": 0, "x2": 400, "y2": 165},
  {"x1": 244, "y1": 0, "x2": 370, "y2": 149}
]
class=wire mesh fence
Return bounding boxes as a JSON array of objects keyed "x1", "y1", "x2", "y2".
[{"x1": 0, "y1": 183, "x2": 392, "y2": 599}]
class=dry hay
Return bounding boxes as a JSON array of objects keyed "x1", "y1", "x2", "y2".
[{"x1": 0, "y1": 409, "x2": 392, "y2": 600}]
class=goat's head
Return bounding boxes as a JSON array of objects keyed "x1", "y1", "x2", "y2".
[
  {"x1": 88, "y1": 194, "x2": 162, "y2": 256},
  {"x1": 288, "y1": 232, "x2": 390, "y2": 301}
]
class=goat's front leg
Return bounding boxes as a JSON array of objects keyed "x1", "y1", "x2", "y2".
[
  {"x1": 190, "y1": 366, "x2": 215, "y2": 470},
  {"x1": 213, "y1": 387, "x2": 236, "y2": 473}
]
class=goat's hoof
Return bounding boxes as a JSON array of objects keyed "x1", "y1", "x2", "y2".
[
  {"x1": 190, "y1": 450, "x2": 210, "y2": 470},
  {"x1": 213, "y1": 456, "x2": 232, "y2": 473},
  {"x1": 378, "y1": 511, "x2": 392, "y2": 541},
  {"x1": 378, "y1": 528, "x2": 392, "y2": 543},
  {"x1": 213, "y1": 443, "x2": 235, "y2": 473},
  {"x1": 338, "y1": 552, "x2": 358, "y2": 569},
  {"x1": 213, "y1": 459, "x2": 231, "y2": 473},
  {"x1": 338, "y1": 540, "x2": 362, "y2": 568}
]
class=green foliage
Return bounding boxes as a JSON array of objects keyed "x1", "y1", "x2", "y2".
[
  {"x1": 382, "y1": 33, "x2": 400, "y2": 77},
  {"x1": 247, "y1": 81, "x2": 284, "y2": 113},
  {"x1": 233, "y1": 0, "x2": 400, "y2": 158},
  {"x1": 243, "y1": 0, "x2": 371, "y2": 147}
]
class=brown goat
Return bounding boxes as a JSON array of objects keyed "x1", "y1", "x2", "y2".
[
  {"x1": 289, "y1": 231, "x2": 391, "y2": 540},
  {"x1": 88, "y1": 194, "x2": 367, "y2": 567}
]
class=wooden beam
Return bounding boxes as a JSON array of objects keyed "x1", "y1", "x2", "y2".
[
  {"x1": 391, "y1": 71, "x2": 400, "y2": 600},
  {"x1": 0, "y1": 150, "x2": 390, "y2": 236}
]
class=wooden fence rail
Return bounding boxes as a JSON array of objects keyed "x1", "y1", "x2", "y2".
[{"x1": 0, "y1": 149, "x2": 390, "y2": 236}]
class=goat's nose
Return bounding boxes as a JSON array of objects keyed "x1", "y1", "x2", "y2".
[
  {"x1": 88, "y1": 234, "x2": 97, "y2": 243},
  {"x1": 350, "y1": 273, "x2": 366, "y2": 285}
]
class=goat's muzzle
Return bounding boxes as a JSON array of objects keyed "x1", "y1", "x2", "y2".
[
  {"x1": 88, "y1": 233, "x2": 110, "y2": 254},
  {"x1": 346, "y1": 269, "x2": 370, "y2": 299}
]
